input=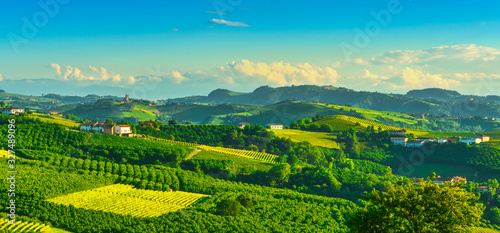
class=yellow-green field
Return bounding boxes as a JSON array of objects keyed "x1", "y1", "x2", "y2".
[
  {"x1": 152, "y1": 137, "x2": 279, "y2": 164},
  {"x1": 314, "y1": 115, "x2": 427, "y2": 136},
  {"x1": 473, "y1": 227, "x2": 500, "y2": 233},
  {"x1": 31, "y1": 113, "x2": 80, "y2": 127},
  {"x1": 0, "y1": 150, "x2": 8, "y2": 158},
  {"x1": 316, "y1": 103, "x2": 419, "y2": 125},
  {"x1": 47, "y1": 184, "x2": 209, "y2": 218},
  {"x1": 0, "y1": 218, "x2": 53, "y2": 232},
  {"x1": 271, "y1": 129, "x2": 339, "y2": 149}
]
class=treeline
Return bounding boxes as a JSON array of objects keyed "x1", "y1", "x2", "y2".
[
  {"x1": 0, "y1": 116, "x2": 193, "y2": 165},
  {"x1": 2, "y1": 152, "x2": 357, "y2": 232}
]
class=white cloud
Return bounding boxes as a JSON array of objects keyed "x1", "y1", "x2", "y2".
[
  {"x1": 210, "y1": 19, "x2": 250, "y2": 27},
  {"x1": 389, "y1": 67, "x2": 461, "y2": 90},
  {"x1": 222, "y1": 59, "x2": 340, "y2": 86},
  {"x1": 171, "y1": 71, "x2": 189, "y2": 84},
  {"x1": 0, "y1": 74, "x2": 3, "y2": 81},
  {"x1": 352, "y1": 58, "x2": 370, "y2": 65},
  {"x1": 371, "y1": 44, "x2": 500, "y2": 65}
]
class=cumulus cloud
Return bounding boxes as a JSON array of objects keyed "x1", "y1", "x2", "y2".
[
  {"x1": 171, "y1": 71, "x2": 189, "y2": 84},
  {"x1": 210, "y1": 19, "x2": 250, "y2": 27},
  {"x1": 371, "y1": 44, "x2": 500, "y2": 65},
  {"x1": 50, "y1": 64, "x2": 144, "y2": 85},
  {"x1": 221, "y1": 59, "x2": 340, "y2": 86},
  {"x1": 352, "y1": 58, "x2": 370, "y2": 65},
  {"x1": 389, "y1": 67, "x2": 461, "y2": 89}
]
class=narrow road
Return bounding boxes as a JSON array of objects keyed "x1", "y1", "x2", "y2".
[{"x1": 186, "y1": 149, "x2": 201, "y2": 160}]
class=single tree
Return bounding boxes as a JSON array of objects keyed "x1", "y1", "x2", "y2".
[{"x1": 347, "y1": 180, "x2": 484, "y2": 233}]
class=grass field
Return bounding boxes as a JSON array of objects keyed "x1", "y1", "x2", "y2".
[
  {"x1": 31, "y1": 113, "x2": 80, "y2": 127},
  {"x1": 47, "y1": 184, "x2": 209, "y2": 218},
  {"x1": 270, "y1": 129, "x2": 340, "y2": 149}
]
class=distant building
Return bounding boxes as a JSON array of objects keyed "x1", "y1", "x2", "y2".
[
  {"x1": 238, "y1": 122, "x2": 250, "y2": 129},
  {"x1": 406, "y1": 140, "x2": 425, "y2": 148},
  {"x1": 80, "y1": 122, "x2": 105, "y2": 133},
  {"x1": 123, "y1": 94, "x2": 131, "y2": 103},
  {"x1": 432, "y1": 176, "x2": 467, "y2": 185},
  {"x1": 48, "y1": 111, "x2": 62, "y2": 116},
  {"x1": 267, "y1": 123, "x2": 283, "y2": 130},
  {"x1": 415, "y1": 137, "x2": 439, "y2": 143},
  {"x1": 476, "y1": 186, "x2": 490, "y2": 193},
  {"x1": 139, "y1": 121, "x2": 155, "y2": 127},
  {"x1": 461, "y1": 138, "x2": 481, "y2": 144},
  {"x1": 0, "y1": 107, "x2": 25, "y2": 115},
  {"x1": 390, "y1": 130, "x2": 407, "y2": 136},
  {"x1": 114, "y1": 125, "x2": 132, "y2": 136},
  {"x1": 480, "y1": 135, "x2": 490, "y2": 142},
  {"x1": 103, "y1": 124, "x2": 115, "y2": 135},
  {"x1": 390, "y1": 137, "x2": 408, "y2": 146}
]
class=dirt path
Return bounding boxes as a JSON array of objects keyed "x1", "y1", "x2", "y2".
[
  {"x1": 86, "y1": 134, "x2": 93, "y2": 144},
  {"x1": 186, "y1": 149, "x2": 201, "y2": 160}
]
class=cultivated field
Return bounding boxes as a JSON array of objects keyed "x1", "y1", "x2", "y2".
[
  {"x1": 271, "y1": 129, "x2": 339, "y2": 149},
  {"x1": 152, "y1": 137, "x2": 279, "y2": 164},
  {"x1": 47, "y1": 184, "x2": 209, "y2": 218},
  {"x1": 0, "y1": 218, "x2": 53, "y2": 232},
  {"x1": 31, "y1": 113, "x2": 80, "y2": 127}
]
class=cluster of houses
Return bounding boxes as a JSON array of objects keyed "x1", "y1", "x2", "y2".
[
  {"x1": 390, "y1": 130, "x2": 490, "y2": 147},
  {"x1": 0, "y1": 107, "x2": 25, "y2": 115},
  {"x1": 238, "y1": 122, "x2": 284, "y2": 130},
  {"x1": 80, "y1": 121, "x2": 135, "y2": 137}
]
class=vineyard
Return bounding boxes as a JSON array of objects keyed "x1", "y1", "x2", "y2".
[
  {"x1": 473, "y1": 227, "x2": 500, "y2": 233},
  {"x1": 151, "y1": 137, "x2": 279, "y2": 164},
  {"x1": 270, "y1": 129, "x2": 339, "y2": 149},
  {"x1": 47, "y1": 184, "x2": 209, "y2": 218},
  {"x1": 31, "y1": 113, "x2": 80, "y2": 128},
  {"x1": 313, "y1": 115, "x2": 426, "y2": 136},
  {"x1": 0, "y1": 218, "x2": 52, "y2": 232}
]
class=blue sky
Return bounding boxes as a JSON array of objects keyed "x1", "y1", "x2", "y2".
[{"x1": 1, "y1": 0, "x2": 500, "y2": 99}]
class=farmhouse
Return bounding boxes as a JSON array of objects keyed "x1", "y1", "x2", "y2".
[
  {"x1": 461, "y1": 138, "x2": 482, "y2": 144},
  {"x1": 139, "y1": 121, "x2": 155, "y2": 127},
  {"x1": 406, "y1": 140, "x2": 425, "y2": 148},
  {"x1": 80, "y1": 122, "x2": 105, "y2": 133},
  {"x1": 238, "y1": 122, "x2": 250, "y2": 129},
  {"x1": 114, "y1": 125, "x2": 132, "y2": 136},
  {"x1": 48, "y1": 111, "x2": 62, "y2": 116},
  {"x1": 476, "y1": 186, "x2": 490, "y2": 193},
  {"x1": 415, "y1": 137, "x2": 439, "y2": 143},
  {"x1": 480, "y1": 135, "x2": 490, "y2": 142},
  {"x1": 432, "y1": 176, "x2": 467, "y2": 185},
  {"x1": 389, "y1": 129, "x2": 407, "y2": 136},
  {"x1": 0, "y1": 107, "x2": 25, "y2": 115},
  {"x1": 267, "y1": 123, "x2": 283, "y2": 130},
  {"x1": 390, "y1": 137, "x2": 408, "y2": 146}
]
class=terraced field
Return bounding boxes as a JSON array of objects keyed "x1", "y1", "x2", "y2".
[
  {"x1": 0, "y1": 218, "x2": 53, "y2": 232},
  {"x1": 152, "y1": 137, "x2": 279, "y2": 164},
  {"x1": 312, "y1": 115, "x2": 426, "y2": 136},
  {"x1": 473, "y1": 227, "x2": 500, "y2": 233},
  {"x1": 31, "y1": 113, "x2": 80, "y2": 127},
  {"x1": 315, "y1": 103, "x2": 419, "y2": 125},
  {"x1": 47, "y1": 184, "x2": 209, "y2": 218},
  {"x1": 271, "y1": 129, "x2": 339, "y2": 149}
]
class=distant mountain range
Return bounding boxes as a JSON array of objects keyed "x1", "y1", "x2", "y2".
[
  {"x1": 168, "y1": 85, "x2": 500, "y2": 118},
  {"x1": 1, "y1": 82, "x2": 499, "y2": 118}
]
